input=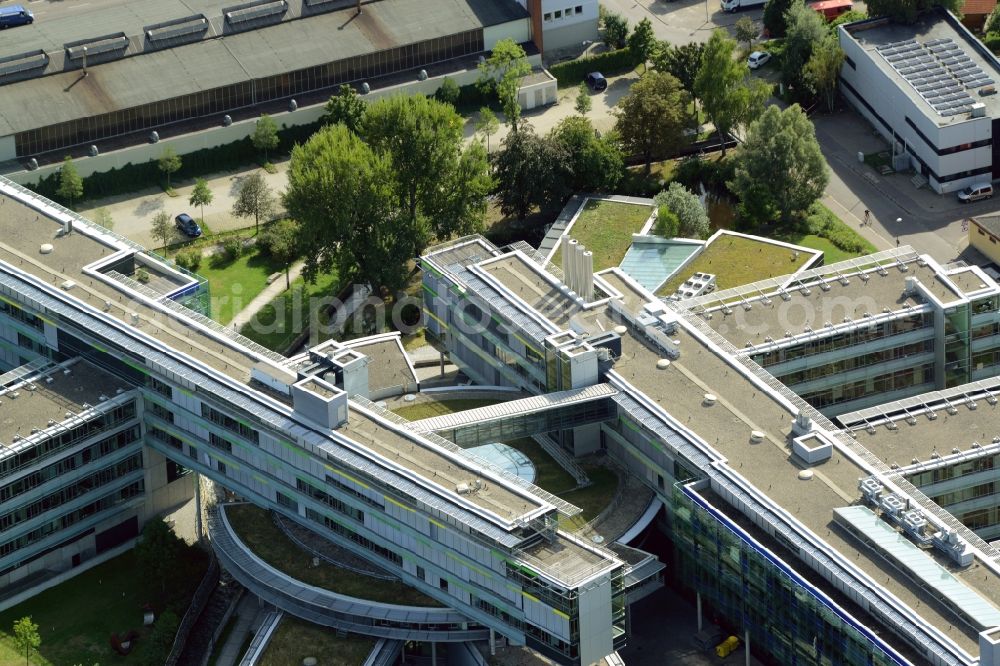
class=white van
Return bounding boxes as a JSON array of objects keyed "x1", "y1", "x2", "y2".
[{"x1": 958, "y1": 182, "x2": 994, "y2": 203}]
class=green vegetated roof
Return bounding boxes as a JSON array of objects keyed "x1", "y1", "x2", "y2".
[
  {"x1": 551, "y1": 200, "x2": 653, "y2": 272},
  {"x1": 655, "y1": 233, "x2": 814, "y2": 297}
]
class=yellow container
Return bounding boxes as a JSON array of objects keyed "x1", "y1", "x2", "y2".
[{"x1": 715, "y1": 635, "x2": 740, "y2": 658}]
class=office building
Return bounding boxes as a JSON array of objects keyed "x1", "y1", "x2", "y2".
[{"x1": 838, "y1": 11, "x2": 1000, "y2": 194}]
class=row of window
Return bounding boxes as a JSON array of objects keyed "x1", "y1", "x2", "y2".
[
  {"x1": 297, "y1": 478, "x2": 364, "y2": 523},
  {"x1": 0, "y1": 401, "x2": 137, "y2": 479},
  {"x1": 202, "y1": 403, "x2": 260, "y2": 444},
  {"x1": 799, "y1": 362, "x2": 934, "y2": 409},
  {"x1": 0, "y1": 301, "x2": 43, "y2": 331},
  {"x1": 543, "y1": 5, "x2": 584, "y2": 20},
  {"x1": 932, "y1": 481, "x2": 995, "y2": 507},
  {"x1": 907, "y1": 453, "x2": 996, "y2": 487},
  {"x1": 0, "y1": 453, "x2": 143, "y2": 533},
  {"x1": 0, "y1": 425, "x2": 140, "y2": 502},
  {"x1": 304, "y1": 507, "x2": 402, "y2": 567},
  {"x1": 0, "y1": 480, "x2": 144, "y2": 559},
  {"x1": 755, "y1": 313, "x2": 933, "y2": 368},
  {"x1": 775, "y1": 340, "x2": 934, "y2": 387},
  {"x1": 15, "y1": 30, "x2": 484, "y2": 157}
]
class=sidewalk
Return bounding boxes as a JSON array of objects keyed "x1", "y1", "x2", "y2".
[
  {"x1": 212, "y1": 593, "x2": 266, "y2": 666},
  {"x1": 229, "y1": 260, "x2": 305, "y2": 330}
]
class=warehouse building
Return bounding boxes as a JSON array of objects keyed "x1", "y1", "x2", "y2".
[{"x1": 838, "y1": 11, "x2": 1000, "y2": 194}]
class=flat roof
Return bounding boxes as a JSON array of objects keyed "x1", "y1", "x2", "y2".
[
  {"x1": 0, "y1": 359, "x2": 130, "y2": 447},
  {"x1": 843, "y1": 13, "x2": 1000, "y2": 127},
  {"x1": 0, "y1": 0, "x2": 528, "y2": 136},
  {"x1": 693, "y1": 255, "x2": 965, "y2": 349},
  {"x1": 520, "y1": 532, "x2": 619, "y2": 587},
  {"x1": 341, "y1": 410, "x2": 544, "y2": 521},
  {"x1": 342, "y1": 336, "x2": 417, "y2": 394},
  {"x1": 478, "y1": 254, "x2": 582, "y2": 328}
]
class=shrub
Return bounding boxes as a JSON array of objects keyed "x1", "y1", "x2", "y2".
[
  {"x1": 804, "y1": 203, "x2": 870, "y2": 253},
  {"x1": 655, "y1": 205, "x2": 680, "y2": 237},
  {"x1": 222, "y1": 236, "x2": 245, "y2": 261},
  {"x1": 985, "y1": 33, "x2": 1000, "y2": 56},
  {"x1": 136, "y1": 269, "x2": 150, "y2": 284},
  {"x1": 175, "y1": 248, "x2": 202, "y2": 271},
  {"x1": 674, "y1": 156, "x2": 735, "y2": 195},
  {"x1": 435, "y1": 77, "x2": 460, "y2": 106},
  {"x1": 549, "y1": 48, "x2": 642, "y2": 88}
]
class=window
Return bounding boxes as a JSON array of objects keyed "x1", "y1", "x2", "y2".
[
  {"x1": 276, "y1": 492, "x2": 298, "y2": 512},
  {"x1": 440, "y1": 578, "x2": 449, "y2": 592},
  {"x1": 576, "y1": 5, "x2": 583, "y2": 13},
  {"x1": 544, "y1": 12, "x2": 552, "y2": 20},
  {"x1": 554, "y1": 9, "x2": 562, "y2": 18},
  {"x1": 416, "y1": 565, "x2": 426, "y2": 581}
]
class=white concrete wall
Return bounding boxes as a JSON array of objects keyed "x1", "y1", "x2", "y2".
[
  {"x1": 577, "y1": 574, "x2": 614, "y2": 666},
  {"x1": 539, "y1": 0, "x2": 599, "y2": 52},
  {"x1": 0, "y1": 136, "x2": 14, "y2": 163},
  {"x1": 485, "y1": 19, "x2": 532, "y2": 50},
  {"x1": 838, "y1": 27, "x2": 994, "y2": 194},
  {"x1": 4, "y1": 57, "x2": 541, "y2": 187}
]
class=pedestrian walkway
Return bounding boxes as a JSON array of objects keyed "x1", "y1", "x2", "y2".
[
  {"x1": 229, "y1": 261, "x2": 305, "y2": 330},
  {"x1": 213, "y1": 593, "x2": 267, "y2": 666}
]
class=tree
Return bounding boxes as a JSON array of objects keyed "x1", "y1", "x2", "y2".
[
  {"x1": 695, "y1": 30, "x2": 770, "y2": 155},
  {"x1": 477, "y1": 39, "x2": 531, "y2": 128},
  {"x1": 13, "y1": 616, "x2": 40, "y2": 666},
  {"x1": 986, "y1": 4, "x2": 1000, "y2": 32},
  {"x1": 475, "y1": 107, "x2": 500, "y2": 152},
  {"x1": 652, "y1": 42, "x2": 705, "y2": 108},
  {"x1": 602, "y1": 11, "x2": 629, "y2": 49},
  {"x1": 655, "y1": 205, "x2": 680, "y2": 238},
  {"x1": 575, "y1": 84, "x2": 592, "y2": 115},
  {"x1": 435, "y1": 77, "x2": 460, "y2": 106},
  {"x1": 232, "y1": 172, "x2": 276, "y2": 235},
  {"x1": 548, "y1": 116, "x2": 624, "y2": 193},
  {"x1": 56, "y1": 156, "x2": 83, "y2": 209},
  {"x1": 321, "y1": 84, "x2": 366, "y2": 133},
  {"x1": 151, "y1": 211, "x2": 173, "y2": 254},
  {"x1": 260, "y1": 219, "x2": 301, "y2": 288},
  {"x1": 654, "y1": 182, "x2": 710, "y2": 238},
  {"x1": 866, "y1": 0, "x2": 961, "y2": 22},
  {"x1": 494, "y1": 122, "x2": 569, "y2": 221},
  {"x1": 763, "y1": 0, "x2": 795, "y2": 38},
  {"x1": 735, "y1": 17, "x2": 757, "y2": 52},
  {"x1": 157, "y1": 147, "x2": 181, "y2": 190},
  {"x1": 188, "y1": 178, "x2": 213, "y2": 222},
  {"x1": 782, "y1": 2, "x2": 827, "y2": 97},
  {"x1": 729, "y1": 104, "x2": 829, "y2": 226},
  {"x1": 614, "y1": 71, "x2": 689, "y2": 172},
  {"x1": 362, "y1": 94, "x2": 491, "y2": 257},
  {"x1": 251, "y1": 114, "x2": 280, "y2": 164},
  {"x1": 806, "y1": 35, "x2": 846, "y2": 112},
  {"x1": 628, "y1": 18, "x2": 656, "y2": 71},
  {"x1": 135, "y1": 520, "x2": 185, "y2": 594},
  {"x1": 284, "y1": 124, "x2": 412, "y2": 292},
  {"x1": 93, "y1": 207, "x2": 113, "y2": 230}
]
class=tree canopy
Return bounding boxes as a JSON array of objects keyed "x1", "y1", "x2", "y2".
[
  {"x1": 763, "y1": 0, "x2": 796, "y2": 38},
  {"x1": 735, "y1": 17, "x2": 758, "y2": 50},
  {"x1": 260, "y1": 218, "x2": 301, "y2": 288},
  {"x1": 652, "y1": 42, "x2": 705, "y2": 103},
  {"x1": 729, "y1": 104, "x2": 829, "y2": 225},
  {"x1": 477, "y1": 39, "x2": 531, "y2": 126},
  {"x1": 251, "y1": 113, "x2": 280, "y2": 163},
  {"x1": 285, "y1": 124, "x2": 412, "y2": 292},
  {"x1": 56, "y1": 156, "x2": 83, "y2": 209},
  {"x1": 654, "y1": 183, "x2": 710, "y2": 239},
  {"x1": 13, "y1": 616, "x2": 40, "y2": 666},
  {"x1": 361, "y1": 94, "x2": 490, "y2": 257},
  {"x1": 189, "y1": 178, "x2": 213, "y2": 221},
  {"x1": 602, "y1": 11, "x2": 629, "y2": 49},
  {"x1": 575, "y1": 83, "x2": 592, "y2": 115},
  {"x1": 493, "y1": 122, "x2": 569, "y2": 221},
  {"x1": 135, "y1": 519, "x2": 185, "y2": 594},
  {"x1": 157, "y1": 147, "x2": 181, "y2": 189},
  {"x1": 695, "y1": 30, "x2": 770, "y2": 155},
  {"x1": 782, "y1": 2, "x2": 828, "y2": 98},
  {"x1": 866, "y1": 0, "x2": 962, "y2": 22},
  {"x1": 151, "y1": 211, "x2": 172, "y2": 253},
  {"x1": 548, "y1": 116, "x2": 624, "y2": 194},
  {"x1": 474, "y1": 107, "x2": 500, "y2": 152},
  {"x1": 806, "y1": 35, "x2": 846, "y2": 112},
  {"x1": 321, "y1": 84, "x2": 366, "y2": 132},
  {"x1": 628, "y1": 18, "x2": 657, "y2": 70},
  {"x1": 232, "y1": 172, "x2": 277, "y2": 234},
  {"x1": 614, "y1": 70, "x2": 689, "y2": 171}
]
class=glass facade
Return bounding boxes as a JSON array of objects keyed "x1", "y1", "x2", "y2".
[
  {"x1": 671, "y1": 484, "x2": 904, "y2": 666},
  {"x1": 944, "y1": 305, "x2": 971, "y2": 387},
  {"x1": 14, "y1": 30, "x2": 485, "y2": 157}
]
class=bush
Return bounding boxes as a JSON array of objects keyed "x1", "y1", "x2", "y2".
[
  {"x1": 985, "y1": 32, "x2": 1000, "y2": 55},
  {"x1": 655, "y1": 205, "x2": 680, "y2": 237},
  {"x1": 435, "y1": 77, "x2": 460, "y2": 106},
  {"x1": 674, "y1": 156, "x2": 735, "y2": 195},
  {"x1": 222, "y1": 236, "x2": 245, "y2": 261},
  {"x1": 805, "y1": 203, "x2": 870, "y2": 253},
  {"x1": 829, "y1": 9, "x2": 867, "y2": 30},
  {"x1": 136, "y1": 269, "x2": 150, "y2": 284},
  {"x1": 174, "y1": 248, "x2": 202, "y2": 271},
  {"x1": 549, "y1": 48, "x2": 642, "y2": 87}
]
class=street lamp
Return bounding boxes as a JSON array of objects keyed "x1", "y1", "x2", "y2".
[{"x1": 896, "y1": 218, "x2": 902, "y2": 247}]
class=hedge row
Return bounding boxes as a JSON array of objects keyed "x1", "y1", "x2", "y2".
[
  {"x1": 985, "y1": 32, "x2": 1000, "y2": 55},
  {"x1": 548, "y1": 47, "x2": 642, "y2": 88},
  {"x1": 30, "y1": 120, "x2": 321, "y2": 206}
]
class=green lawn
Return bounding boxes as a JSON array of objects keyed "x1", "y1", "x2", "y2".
[
  {"x1": 559, "y1": 465, "x2": 620, "y2": 531},
  {"x1": 786, "y1": 235, "x2": 857, "y2": 264},
  {"x1": 392, "y1": 398, "x2": 506, "y2": 421},
  {"x1": 551, "y1": 200, "x2": 654, "y2": 271},
  {"x1": 238, "y1": 270, "x2": 339, "y2": 354},
  {"x1": 0, "y1": 548, "x2": 208, "y2": 666},
  {"x1": 224, "y1": 504, "x2": 441, "y2": 607},
  {"x1": 657, "y1": 234, "x2": 814, "y2": 296},
  {"x1": 260, "y1": 617, "x2": 374, "y2": 666},
  {"x1": 197, "y1": 250, "x2": 285, "y2": 324},
  {"x1": 782, "y1": 203, "x2": 877, "y2": 265}
]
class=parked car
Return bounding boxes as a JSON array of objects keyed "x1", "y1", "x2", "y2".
[
  {"x1": 175, "y1": 213, "x2": 202, "y2": 238},
  {"x1": 958, "y1": 182, "x2": 994, "y2": 203},
  {"x1": 0, "y1": 4, "x2": 33, "y2": 28},
  {"x1": 585, "y1": 72, "x2": 607, "y2": 92},
  {"x1": 747, "y1": 51, "x2": 772, "y2": 70}
]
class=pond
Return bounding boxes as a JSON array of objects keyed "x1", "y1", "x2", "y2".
[{"x1": 707, "y1": 196, "x2": 737, "y2": 232}]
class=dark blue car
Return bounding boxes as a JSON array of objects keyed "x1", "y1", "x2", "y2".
[
  {"x1": 585, "y1": 72, "x2": 607, "y2": 92},
  {"x1": 175, "y1": 213, "x2": 202, "y2": 238},
  {"x1": 0, "y1": 5, "x2": 34, "y2": 29}
]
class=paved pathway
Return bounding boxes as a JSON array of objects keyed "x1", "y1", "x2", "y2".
[
  {"x1": 229, "y1": 261, "x2": 305, "y2": 331},
  {"x1": 213, "y1": 593, "x2": 265, "y2": 666}
]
